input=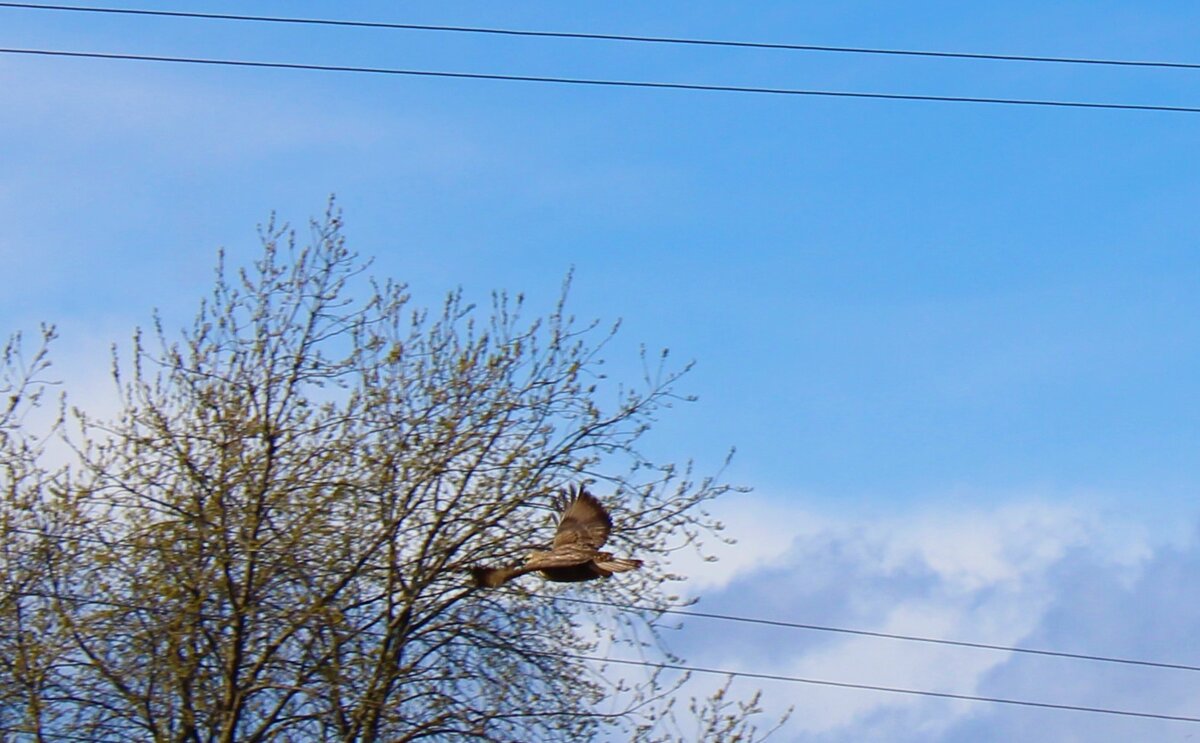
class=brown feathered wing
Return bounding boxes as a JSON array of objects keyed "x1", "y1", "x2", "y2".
[
  {"x1": 552, "y1": 486, "x2": 611, "y2": 550},
  {"x1": 470, "y1": 485, "x2": 641, "y2": 587}
]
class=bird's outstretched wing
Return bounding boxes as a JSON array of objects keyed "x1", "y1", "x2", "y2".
[
  {"x1": 592, "y1": 556, "x2": 642, "y2": 575},
  {"x1": 470, "y1": 485, "x2": 636, "y2": 588},
  {"x1": 524, "y1": 545, "x2": 597, "y2": 571},
  {"x1": 470, "y1": 547, "x2": 593, "y2": 587},
  {"x1": 552, "y1": 486, "x2": 612, "y2": 549}
]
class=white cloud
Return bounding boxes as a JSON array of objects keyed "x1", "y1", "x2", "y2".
[
  {"x1": 659, "y1": 493, "x2": 1192, "y2": 742},
  {"x1": 666, "y1": 491, "x2": 823, "y2": 592}
]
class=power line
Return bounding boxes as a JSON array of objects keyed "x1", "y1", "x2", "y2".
[
  {"x1": 3, "y1": 2, "x2": 1200, "y2": 72},
  {"x1": 12, "y1": 587, "x2": 1200, "y2": 726},
  {"x1": 14, "y1": 527, "x2": 1200, "y2": 676},
  {"x1": 557, "y1": 652, "x2": 1200, "y2": 725},
  {"x1": 538, "y1": 593, "x2": 1200, "y2": 674},
  {"x1": 3, "y1": 46, "x2": 1200, "y2": 114}
]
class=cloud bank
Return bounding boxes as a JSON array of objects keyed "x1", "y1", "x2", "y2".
[{"x1": 662, "y1": 494, "x2": 1200, "y2": 742}]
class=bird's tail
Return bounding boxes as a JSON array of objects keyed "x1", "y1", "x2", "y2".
[
  {"x1": 470, "y1": 566, "x2": 518, "y2": 588},
  {"x1": 594, "y1": 557, "x2": 642, "y2": 574}
]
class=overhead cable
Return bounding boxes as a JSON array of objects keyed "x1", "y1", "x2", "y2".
[
  {"x1": 2, "y1": 47, "x2": 1199, "y2": 113},
  {"x1": 10, "y1": 587, "x2": 1200, "y2": 725},
  {"x1": 556, "y1": 652, "x2": 1200, "y2": 724},
  {"x1": 13, "y1": 528, "x2": 1200, "y2": 677},
  {"x1": 2, "y1": 2, "x2": 1199, "y2": 72},
  {"x1": 536, "y1": 592, "x2": 1200, "y2": 674}
]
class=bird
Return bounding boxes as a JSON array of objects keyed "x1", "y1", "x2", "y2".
[{"x1": 470, "y1": 485, "x2": 643, "y2": 588}]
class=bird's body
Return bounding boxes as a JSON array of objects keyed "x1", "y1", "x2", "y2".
[{"x1": 471, "y1": 486, "x2": 642, "y2": 588}]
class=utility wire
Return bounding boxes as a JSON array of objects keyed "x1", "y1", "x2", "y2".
[
  {"x1": 13, "y1": 527, "x2": 1200, "y2": 677},
  {"x1": 10, "y1": 587, "x2": 1200, "y2": 726},
  {"x1": 556, "y1": 652, "x2": 1200, "y2": 725},
  {"x1": 2, "y1": 47, "x2": 1200, "y2": 114},
  {"x1": 537, "y1": 593, "x2": 1200, "y2": 674},
  {"x1": 3, "y1": 2, "x2": 1200, "y2": 72}
]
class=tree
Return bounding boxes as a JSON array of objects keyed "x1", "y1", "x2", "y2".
[
  {"x1": 0, "y1": 207, "x2": 782, "y2": 741},
  {"x1": 1, "y1": 323, "x2": 79, "y2": 742}
]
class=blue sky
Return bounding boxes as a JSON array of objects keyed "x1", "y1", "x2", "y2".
[{"x1": 4, "y1": 2, "x2": 1200, "y2": 739}]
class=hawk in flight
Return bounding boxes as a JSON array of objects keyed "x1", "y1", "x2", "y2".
[{"x1": 471, "y1": 485, "x2": 643, "y2": 588}]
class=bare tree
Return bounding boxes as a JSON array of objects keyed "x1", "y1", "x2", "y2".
[
  {"x1": 0, "y1": 324, "x2": 73, "y2": 742},
  {"x1": 656, "y1": 677, "x2": 792, "y2": 743},
  {"x1": 0, "y1": 206, "x2": 780, "y2": 741}
]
